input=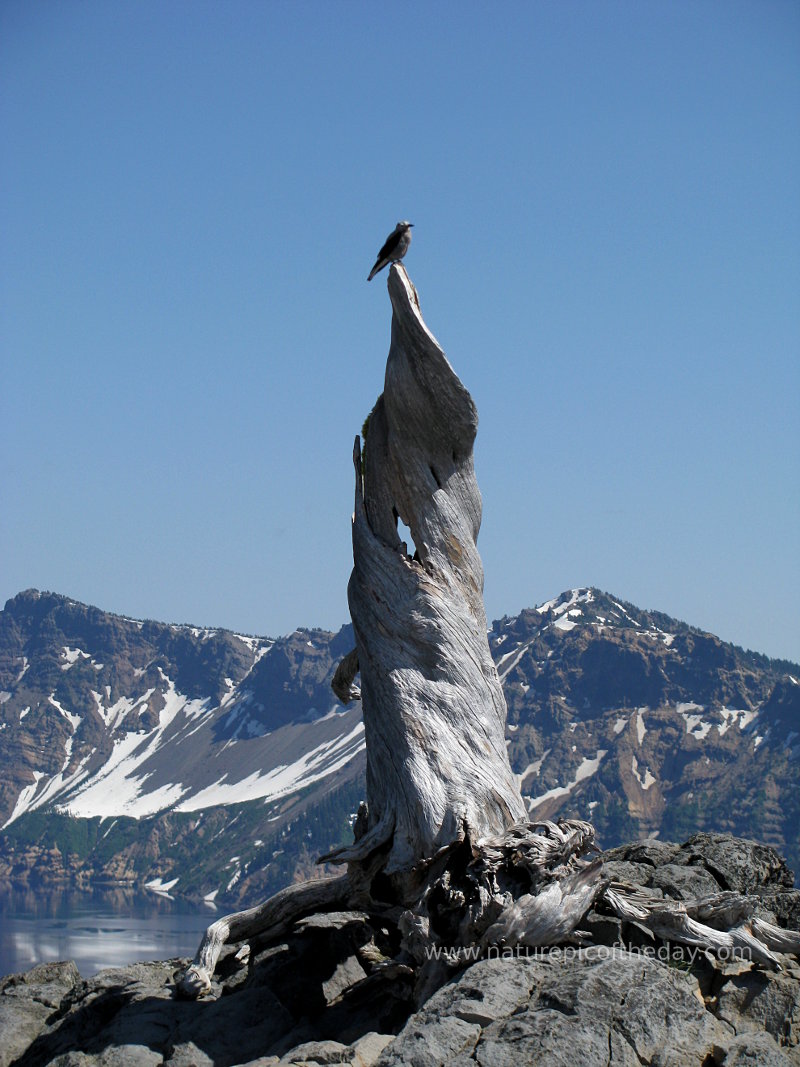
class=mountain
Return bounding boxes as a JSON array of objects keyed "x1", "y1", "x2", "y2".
[
  {"x1": 0, "y1": 587, "x2": 797, "y2": 905},
  {"x1": 495, "y1": 588, "x2": 799, "y2": 864}
]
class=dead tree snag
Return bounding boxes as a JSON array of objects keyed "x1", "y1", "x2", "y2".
[{"x1": 178, "y1": 265, "x2": 799, "y2": 1001}]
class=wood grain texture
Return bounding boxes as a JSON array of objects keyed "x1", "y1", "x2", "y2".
[{"x1": 327, "y1": 265, "x2": 526, "y2": 882}]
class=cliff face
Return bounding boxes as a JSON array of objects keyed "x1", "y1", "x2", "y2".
[
  {"x1": 1, "y1": 833, "x2": 798, "y2": 1067},
  {"x1": 0, "y1": 587, "x2": 798, "y2": 906}
]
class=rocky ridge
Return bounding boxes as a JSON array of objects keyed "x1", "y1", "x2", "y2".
[{"x1": 1, "y1": 833, "x2": 799, "y2": 1066}]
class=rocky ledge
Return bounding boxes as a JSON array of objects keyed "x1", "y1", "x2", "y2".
[{"x1": 2, "y1": 833, "x2": 799, "y2": 1067}]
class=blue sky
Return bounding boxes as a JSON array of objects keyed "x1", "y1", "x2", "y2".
[{"x1": 2, "y1": 1, "x2": 798, "y2": 661}]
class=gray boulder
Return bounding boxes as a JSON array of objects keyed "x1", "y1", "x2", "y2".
[
  {"x1": 376, "y1": 949, "x2": 728, "y2": 1067},
  {"x1": 677, "y1": 832, "x2": 795, "y2": 894},
  {"x1": 0, "y1": 961, "x2": 81, "y2": 1067},
  {"x1": 721, "y1": 1031, "x2": 796, "y2": 1066}
]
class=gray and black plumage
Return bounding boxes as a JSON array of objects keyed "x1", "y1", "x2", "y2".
[{"x1": 367, "y1": 221, "x2": 413, "y2": 281}]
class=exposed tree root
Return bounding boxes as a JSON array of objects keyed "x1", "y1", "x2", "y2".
[
  {"x1": 177, "y1": 873, "x2": 352, "y2": 997},
  {"x1": 177, "y1": 818, "x2": 800, "y2": 1001}
]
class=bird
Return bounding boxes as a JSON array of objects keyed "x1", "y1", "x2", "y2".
[{"x1": 367, "y1": 221, "x2": 413, "y2": 280}]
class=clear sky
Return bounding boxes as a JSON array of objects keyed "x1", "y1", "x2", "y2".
[{"x1": 2, "y1": 1, "x2": 798, "y2": 662}]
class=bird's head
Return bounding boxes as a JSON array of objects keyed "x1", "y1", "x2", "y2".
[{"x1": 396, "y1": 220, "x2": 414, "y2": 230}]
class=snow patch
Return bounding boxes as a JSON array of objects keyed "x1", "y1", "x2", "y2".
[
  {"x1": 517, "y1": 749, "x2": 551, "y2": 788},
  {"x1": 632, "y1": 754, "x2": 656, "y2": 790},
  {"x1": 677, "y1": 702, "x2": 712, "y2": 739},
  {"x1": 527, "y1": 749, "x2": 607, "y2": 809},
  {"x1": 611, "y1": 600, "x2": 637, "y2": 623},
  {"x1": 58, "y1": 673, "x2": 204, "y2": 817},
  {"x1": 145, "y1": 877, "x2": 179, "y2": 894},
  {"x1": 61, "y1": 646, "x2": 89, "y2": 669},
  {"x1": 28, "y1": 742, "x2": 93, "y2": 813},
  {"x1": 176, "y1": 721, "x2": 367, "y2": 812},
  {"x1": 496, "y1": 643, "x2": 522, "y2": 667},
  {"x1": 717, "y1": 707, "x2": 758, "y2": 735},
  {"x1": 636, "y1": 708, "x2": 647, "y2": 745},
  {"x1": 1, "y1": 772, "x2": 44, "y2": 829},
  {"x1": 49, "y1": 694, "x2": 81, "y2": 732},
  {"x1": 536, "y1": 588, "x2": 594, "y2": 617},
  {"x1": 226, "y1": 863, "x2": 242, "y2": 892},
  {"x1": 498, "y1": 642, "x2": 533, "y2": 681},
  {"x1": 92, "y1": 690, "x2": 140, "y2": 732}
]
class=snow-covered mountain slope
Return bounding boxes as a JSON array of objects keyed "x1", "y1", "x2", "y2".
[
  {"x1": 0, "y1": 590, "x2": 364, "y2": 829},
  {"x1": 0, "y1": 587, "x2": 797, "y2": 905}
]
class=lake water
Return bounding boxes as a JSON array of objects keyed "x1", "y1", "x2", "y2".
[{"x1": 0, "y1": 887, "x2": 218, "y2": 979}]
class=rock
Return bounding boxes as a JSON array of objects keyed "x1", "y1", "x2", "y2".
[
  {"x1": 716, "y1": 967, "x2": 800, "y2": 1050},
  {"x1": 600, "y1": 858, "x2": 657, "y2": 886},
  {"x1": 677, "y1": 832, "x2": 794, "y2": 894},
  {"x1": 275, "y1": 1039, "x2": 351, "y2": 1065},
  {"x1": 757, "y1": 888, "x2": 800, "y2": 929},
  {"x1": 721, "y1": 1031, "x2": 797, "y2": 1066},
  {"x1": 3, "y1": 957, "x2": 295, "y2": 1067},
  {"x1": 604, "y1": 840, "x2": 682, "y2": 868},
  {"x1": 165, "y1": 1042, "x2": 216, "y2": 1067},
  {"x1": 321, "y1": 956, "x2": 368, "y2": 1005},
  {"x1": 376, "y1": 1013, "x2": 481, "y2": 1067},
  {"x1": 262, "y1": 1034, "x2": 394, "y2": 1067},
  {"x1": 377, "y1": 948, "x2": 728, "y2": 1067},
  {"x1": 648, "y1": 861, "x2": 722, "y2": 900},
  {"x1": 47, "y1": 1051, "x2": 162, "y2": 1067},
  {"x1": 350, "y1": 1032, "x2": 394, "y2": 1067},
  {"x1": 0, "y1": 960, "x2": 81, "y2": 1067},
  {"x1": 579, "y1": 911, "x2": 622, "y2": 947}
]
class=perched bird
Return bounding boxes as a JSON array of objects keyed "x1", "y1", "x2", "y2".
[{"x1": 367, "y1": 221, "x2": 413, "y2": 280}]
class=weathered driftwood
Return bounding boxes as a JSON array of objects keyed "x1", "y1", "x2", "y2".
[
  {"x1": 178, "y1": 264, "x2": 799, "y2": 1001},
  {"x1": 322, "y1": 266, "x2": 526, "y2": 891},
  {"x1": 179, "y1": 874, "x2": 351, "y2": 997},
  {"x1": 601, "y1": 883, "x2": 800, "y2": 969}
]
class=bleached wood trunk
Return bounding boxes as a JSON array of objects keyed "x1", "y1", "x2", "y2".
[{"x1": 323, "y1": 266, "x2": 526, "y2": 888}]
